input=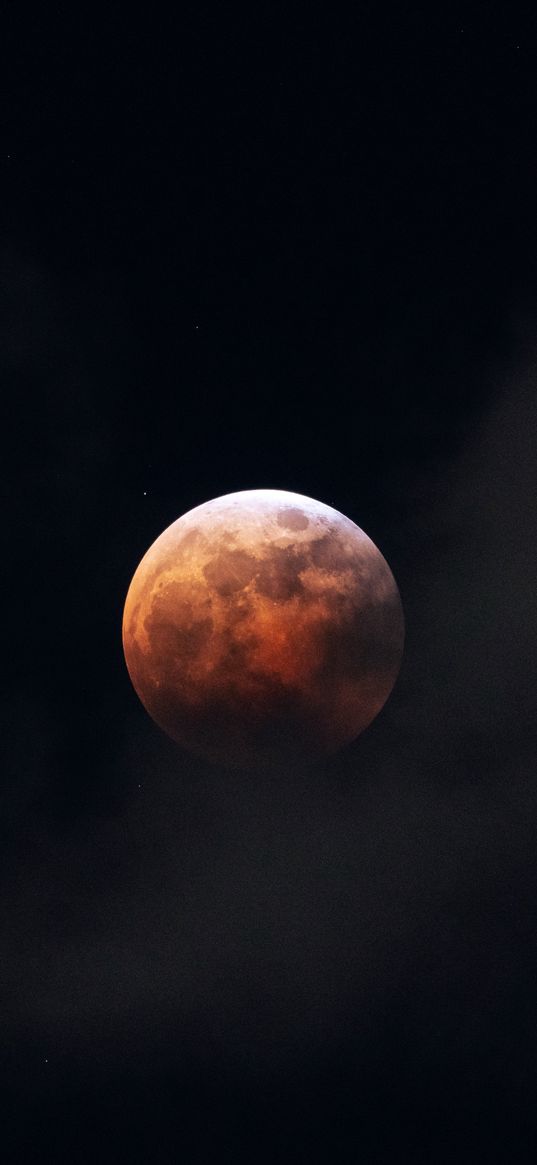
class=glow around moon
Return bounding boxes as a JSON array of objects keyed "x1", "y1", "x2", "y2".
[{"x1": 122, "y1": 489, "x2": 404, "y2": 767}]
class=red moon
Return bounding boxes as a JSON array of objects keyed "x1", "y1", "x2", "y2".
[{"x1": 122, "y1": 490, "x2": 404, "y2": 768}]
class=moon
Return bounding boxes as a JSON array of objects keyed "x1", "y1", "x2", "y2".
[{"x1": 122, "y1": 489, "x2": 404, "y2": 768}]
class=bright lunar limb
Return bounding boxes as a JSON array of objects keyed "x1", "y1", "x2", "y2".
[{"x1": 122, "y1": 489, "x2": 404, "y2": 768}]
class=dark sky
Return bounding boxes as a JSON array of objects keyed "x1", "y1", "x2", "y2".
[{"x1": 4, "y1": 6, "x2": 537, "y2": 1161}]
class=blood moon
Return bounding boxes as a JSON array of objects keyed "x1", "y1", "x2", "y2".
[{"x1": 122, "y1": 489, "x2": 404, "y2": 768}]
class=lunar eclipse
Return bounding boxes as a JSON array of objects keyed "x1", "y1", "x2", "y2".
[
  {"x1": 122, "y1": 490, "x2": 404, "y2": 767},
  {"x1": 122, "y1": 489, "x2": 400, "y2": 764}
]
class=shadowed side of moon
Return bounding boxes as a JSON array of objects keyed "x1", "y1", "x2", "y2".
[{"x1": 122, "y1": 491, "x2": 404, "y2": 768}]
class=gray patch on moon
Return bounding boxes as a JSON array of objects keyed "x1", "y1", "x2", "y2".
[
  {"x1": 203, "y1": 549, "x2": 258, "y2": 597},
  {"x1": 254, "y1": 545, "x2": 308, "y2": 601},
  {"x1": 276, "y1": 506, "x2": 310, "y2": 532},
  {"x1": 310, "y1": 532, "x2": 351, "y2": 571}
]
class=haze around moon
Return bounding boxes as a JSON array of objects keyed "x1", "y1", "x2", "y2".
[{"x1": 122, "y1": 489, "x2": 404, "y2": 768}]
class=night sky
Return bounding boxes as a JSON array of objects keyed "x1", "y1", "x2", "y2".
[{"x1": 4, "y1": 6, "x2": 537, "y2": 1161}]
